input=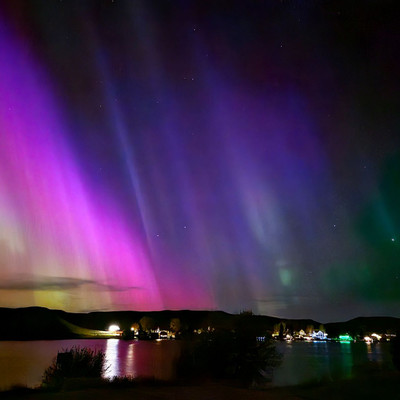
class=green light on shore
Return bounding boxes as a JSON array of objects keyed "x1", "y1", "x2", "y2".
[{"x1": 339, "y1": 334, "x2": 353, "y2": 342}]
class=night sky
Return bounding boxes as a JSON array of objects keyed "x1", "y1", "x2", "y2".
[{"x1": 0, "y1": 1, "x2": 399, "y2": 322}]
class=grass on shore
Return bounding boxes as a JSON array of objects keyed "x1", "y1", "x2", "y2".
[{"x1": 1, "y1": 369, "x2": 400, "y2": 400}]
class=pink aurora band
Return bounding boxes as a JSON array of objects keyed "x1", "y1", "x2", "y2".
[{"x1": 0, "y1": 18, "x2": 213, "y2": 311}]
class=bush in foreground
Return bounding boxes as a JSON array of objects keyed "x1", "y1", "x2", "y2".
[{"x1": 42, "y1": 347, "x2": 106, "y2": 389}]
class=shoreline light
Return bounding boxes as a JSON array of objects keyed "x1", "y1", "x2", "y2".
[{"x1": 108, "y1": 324, "x2": 120, "y2": 332}]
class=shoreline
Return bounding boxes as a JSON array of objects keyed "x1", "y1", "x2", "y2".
[{"x1": 2, "y1": 371, "x2": 400, "y2": 400}]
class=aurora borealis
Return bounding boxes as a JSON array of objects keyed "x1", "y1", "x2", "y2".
[{"x1": 0, "y1": 1, "x2": 399, "y2": 322}]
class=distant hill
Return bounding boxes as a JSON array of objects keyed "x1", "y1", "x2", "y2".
[
  {"x1": 0, "y1": 307, "x2": 399, "y2": 340},
  {"x1": 0, "y1": 307, "x2": 76, "y2": 340},
  {"x1": 326, "y1": 316, "x2": 400, "y2": 337}
]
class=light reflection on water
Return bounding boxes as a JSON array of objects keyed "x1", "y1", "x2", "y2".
[
  {"x1": 366, "y1": 341, "x2": 384, "y2": 363},
  {"x1": 104, "y1": 339, "x2": 120, "y2": 379},
  {"x1": 273, "y1": 341, "x2": 393, "y2": 386},
  {"x1": 126, "y1": 342, "x2": 136, "y2": 376},
  {"x1": 340, "y1": 342, "x2": 353, "y2": 380},
  {"x1": 103, "y1": 339, "x2": 181, "y2": 380},
  {"x1": 0, "y1": 339, "x2": 394, "y2": 390}
]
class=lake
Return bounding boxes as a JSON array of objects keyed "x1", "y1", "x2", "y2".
[{"x1": 0, "y1": 339, "x2": 394, "y2": 390}]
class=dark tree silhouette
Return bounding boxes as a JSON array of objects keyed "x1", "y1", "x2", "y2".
[
  {"x1": 391, "y1": 332, "x2": 400, "y2": 370},
  {"x1": 177, "y1": 328, "x2": 282, "y2": 387},
  {"x1": 278, "y1": 322, "x2": 284, "y2": 340}
]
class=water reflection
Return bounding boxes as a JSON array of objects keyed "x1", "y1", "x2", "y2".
[
  {"x1": 339, "y1": 342, "x2": 353, "y2": 379},
  {"x1": 104, "y1": 339, "x2": 119, "y2": 379},
  {"x1": 366, "y1": 343, "x2": 383, "y2": 363},
  {"x1": 125, "y1": 342, "x2": 137, "y2": 376},
  {"x1": 272, "y1": 341, "x2": 394, "y2": 386},
  {"x1": 0, "y1": 340, "x2": 394, "y2": 390},
  {"x1": 312, "y1": 342, "x2": 331, "y2": 380},
  {"x1": 102, "y1": 339, "x2": 182, "y2": 381}
]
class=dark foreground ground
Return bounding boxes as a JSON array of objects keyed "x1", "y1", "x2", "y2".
[{"x1": 2, "y1": 371, "x2": 400, "y2": 400}]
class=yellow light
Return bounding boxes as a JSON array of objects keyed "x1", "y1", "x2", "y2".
[
  {"x1": 108, "y1": 324, "x2": 120, "y2": 332},
  {"x1": 371, "y1": 333, "x2": 382, "y2": 341}
]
